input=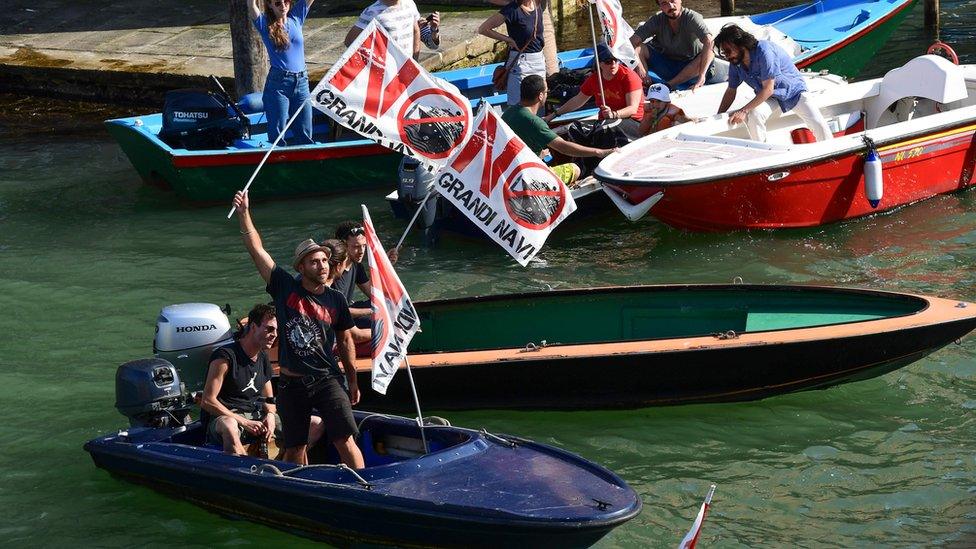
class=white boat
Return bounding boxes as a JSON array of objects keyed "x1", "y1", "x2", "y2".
[{"x1": 593, "y1": 55, "x2": 976, "y2": 231}]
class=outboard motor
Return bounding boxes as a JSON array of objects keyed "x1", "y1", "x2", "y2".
[
  {"x1": 396, "y1": 156, "x2": 443, "y2": 244},
  {"x1": 115, "y1": 358, "x2": 192, "y2": 428},
  {"x1": 397, "y1": 156, "x2": 438, "y2": 204},
  {"x1": 158, "y1": 88, "x2": 249, "y2": 150},
  {"x1": 154, "y1": 303, "x2": 233, "y2": 392}
]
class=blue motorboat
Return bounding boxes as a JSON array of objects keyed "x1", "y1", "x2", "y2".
[{"x1": 84, "y1": 359, "x2": 641, "y2": 547}]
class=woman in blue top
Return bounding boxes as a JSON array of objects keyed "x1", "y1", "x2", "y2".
[
  {"x1": 247, "y1": 0, "x2": 315, "y2": 145},
  {"x1": 479, "y1": 0, "x2": 546, "y2": 106}
]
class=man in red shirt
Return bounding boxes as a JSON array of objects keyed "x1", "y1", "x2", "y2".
[
  {"x1": 544, "y1": 44, "x2": 644, "y2": 127},
  {"x1": 543, "y1": 43, "x2": 643, "y2": 172}
]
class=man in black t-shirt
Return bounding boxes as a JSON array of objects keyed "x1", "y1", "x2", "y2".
[
  {"x1": 201, "y1": 304, "x2": 283, "y2": 455},
  {"x1": 233, "y1": 191, "x2": 365, "y2": 469}
]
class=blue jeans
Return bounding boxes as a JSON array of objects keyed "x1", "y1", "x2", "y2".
[
  {"x1": 263, "y1": 67, "x2": 313, "y2": 145},
  {"x1": 646, "y1": 50, "x2": 728, "y2": 90}
]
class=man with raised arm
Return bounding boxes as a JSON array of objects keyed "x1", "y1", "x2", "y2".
[{"x1": 232, "y1": 190, "x2": 365, "y2": 469}]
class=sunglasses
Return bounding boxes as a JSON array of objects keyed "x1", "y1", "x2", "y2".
[
  {"x1": 348, "y1": 227, "x2": 365, "y2": 236},
  {"x1": 599, "y1": 58, "x2": 618, "y2": 65},
  {"x1": 273, "y1": 0, "x2": 290, "y2": 6}
]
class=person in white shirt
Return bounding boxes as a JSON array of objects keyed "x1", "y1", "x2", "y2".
[{"x1": 345, "y1": 0, "x2": 420, "y2": 59}]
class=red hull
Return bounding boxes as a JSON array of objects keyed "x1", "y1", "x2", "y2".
[{"x1": 620, "y1": 124, "x2": 976, "y2": 231}]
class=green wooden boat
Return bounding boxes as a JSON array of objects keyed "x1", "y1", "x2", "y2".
[{"x1": 351, "y1": 284, "x2": 976, "y2": 411}]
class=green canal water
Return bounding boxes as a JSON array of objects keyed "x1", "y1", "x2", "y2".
[{"x1": 2, "y1": 3, "x2": 976, "y2": 547}]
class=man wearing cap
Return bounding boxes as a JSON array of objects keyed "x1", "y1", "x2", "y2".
[
  {"x1": 629, "y1": 0, "x2": 724, "y2": 91},
  {"x1": 543, "y1": 44, "x2": 643, "y2": 171},
  {"x1": 639, "y1": 83, "x2": 692, "y2": 136},
  {"x1": 232, "y1": 190, "x2": 365, "y2": 469},
  {"x1": 503, "y1": 74, "x2": 616, "y2": 186},
  {"x1": 544, "y1": 44, "x2": 643, "y2": 130}
]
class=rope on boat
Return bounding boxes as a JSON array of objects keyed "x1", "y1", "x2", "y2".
[
  {"x1": 862, "y1": 134, "x2": 878, "y2": 157},
  {"x1": 713, "y1": 330, "x2": 739, "y2": 340},
  {"x1": 249, "y1": 463, "x2": 372, "y2": 490},
  {"x1": 520, "y1": 340, "x2": 551, "y2": 352},
  {"x1": 480, "y1": 429, "x2": 518, "y2": 448},
  {"x1": 356, "y1": 413, "x2": 393, "y2": 433}
]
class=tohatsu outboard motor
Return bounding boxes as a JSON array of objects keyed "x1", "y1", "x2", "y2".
[
  {"x1": 115, "y1": 358, "x2": 192, "y2": 428},
  {"x1": 396, "y1": 156, "x2": 443, "y2": 244},
  {"x1": 153, "y1": 303, "x2": 234, "y2": 392}
]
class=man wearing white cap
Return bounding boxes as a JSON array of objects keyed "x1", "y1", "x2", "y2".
[
  {"x1": 232, "y1": 190, "x2": 365, "y2": 470},
  {"x1": 639, "y1": 83, "x2": 692, "y2": 136}
]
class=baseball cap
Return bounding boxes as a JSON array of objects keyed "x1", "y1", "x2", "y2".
[
  {"x1": 645, "y1": 83, "x2": 671, "y2": 103},
  {"x1": 595, "y1": 43, "x2": 617, "y2": 63}
]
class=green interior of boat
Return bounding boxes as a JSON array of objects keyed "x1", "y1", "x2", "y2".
[{"x1": 410, "y1": 288, "x2": 924, "y2": 353}]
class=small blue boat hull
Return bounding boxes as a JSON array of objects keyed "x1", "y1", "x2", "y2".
[{"x1": 85, "y1": 412, "x2": 641, "y2": 547}]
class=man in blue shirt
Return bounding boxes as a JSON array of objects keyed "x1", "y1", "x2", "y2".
[{"x1": 715, "y1": 24, "x2": 832, "y2": 143}]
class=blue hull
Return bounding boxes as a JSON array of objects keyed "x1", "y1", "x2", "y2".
[{"x1": 85, "y1": 412, "x2": 641, "y2": 547}]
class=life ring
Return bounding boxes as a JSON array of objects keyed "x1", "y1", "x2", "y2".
[{"x1": 927, "y1": 41, "x2": 959, "y2": 65}]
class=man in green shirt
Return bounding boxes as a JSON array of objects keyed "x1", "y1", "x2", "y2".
[{"x1": 501, "y1": 75, "x2": 615, "y2": 185}]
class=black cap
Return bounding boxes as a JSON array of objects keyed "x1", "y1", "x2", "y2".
[{"x1": 596, "y1": 43, "x2": 617, "y2": 63}]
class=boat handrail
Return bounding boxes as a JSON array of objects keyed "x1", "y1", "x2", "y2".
[
  {"x1": 250, "y1": 463, "x2": 372, "y2": 490},
  {"x1": 677, "y1": 132, "x2": 790, "y2": 151}
]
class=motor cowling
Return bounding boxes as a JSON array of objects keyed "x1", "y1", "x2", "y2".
[
  {"x1": 115, "y1": 358, "x2": 192, "y2": 428},
  {"x1": 158, "y1": 89, "x2": 249, "y2": 150},
  {"x1": 153, "y1": 303, "x2": 233, "y2": 392},
  {"x1": 397, "y1": 156, "x2": 439, "y2": 204}
]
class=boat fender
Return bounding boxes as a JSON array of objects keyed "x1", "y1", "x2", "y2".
[{"x1": 862, "y1": 135, "x2": 883, "y2": 208}]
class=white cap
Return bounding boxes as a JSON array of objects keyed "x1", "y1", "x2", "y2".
[{"x1": 645, "y1": 83, "x2": 671, "y2": 103}]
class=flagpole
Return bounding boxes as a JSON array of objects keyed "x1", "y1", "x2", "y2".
[
  {"x1": 586, "y1": 2, "x2": 607, "y2": 109},
  {"x1": 226, "y1": 99, "x2": 308, "y2": 219},
  {"x1": 403, "y1": 356, "x2": 428, "y2": 453},
  {"x1": 394, "y1": 185, "x2": 437, "y2": 251}
]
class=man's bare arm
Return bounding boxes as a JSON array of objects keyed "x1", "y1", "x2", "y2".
[{"x1": 233, "y1": 191, "x2": 275, "y2": 283}]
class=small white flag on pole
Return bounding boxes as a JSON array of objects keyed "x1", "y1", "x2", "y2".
[
  {"x1": 361, "y1": 205, "x2": 420, "y2": 394},
  {"x1": 678, "y1": 484, "x2": 716, "y2": 549},
  {"x1": 595, "y1": 0, "x2": 640, "y2": 70}
]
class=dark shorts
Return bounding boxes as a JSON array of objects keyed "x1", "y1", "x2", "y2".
[{"x1": 278, "y1": 374, "x2": 358, "y2": 449}]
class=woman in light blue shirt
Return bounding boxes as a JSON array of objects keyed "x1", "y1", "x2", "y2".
[{"x1": 247, "y1": 0, "x2": 315, "y2": 145}]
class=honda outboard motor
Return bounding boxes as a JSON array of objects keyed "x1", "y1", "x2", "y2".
[
  {"x1": 158, "y1": 88, "x2": 249, "y2": 150},
  {"x1": 154, "y1": 303, "x2": 233, "y2": 392},
  {"x1": 115, "y1": 358, "x2": 192, "y2": 428}
]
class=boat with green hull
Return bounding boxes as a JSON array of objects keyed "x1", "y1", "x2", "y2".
[{"x1": 348, "y1": 284, "x2": 976, "y2": 411}]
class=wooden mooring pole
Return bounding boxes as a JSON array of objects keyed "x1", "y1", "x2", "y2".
[
  {"x1": 720, "y1": 0, "x2": 735, "y2": 16},
  {"x1": 924, "y1": 0, "x2": 939, "y2": 30}
]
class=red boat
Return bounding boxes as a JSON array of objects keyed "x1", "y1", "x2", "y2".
[{"x1": 594, "y1": 55, "x2": 976, "y2": 231}]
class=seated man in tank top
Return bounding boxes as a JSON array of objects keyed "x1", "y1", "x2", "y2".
[{"x1": 201, "y1": 303, "x2": 323, "y2": 456}]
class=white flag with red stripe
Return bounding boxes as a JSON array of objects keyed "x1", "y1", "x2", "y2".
[
  {"x1": 436, "y1": 102, "x2": 577, "y2": 266},
  {"x1": 594, "y1": 0, "x2": 639, "y2": 70},
  {"x1": 312, "y1": 20, "x2": 473, "y2": 171},
  {"x1": 362, "y1": 205, "x2": 420, "y2": 394},
  {"x1": 678, "y1": 484, "x2": 716, "y2": 549}
]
